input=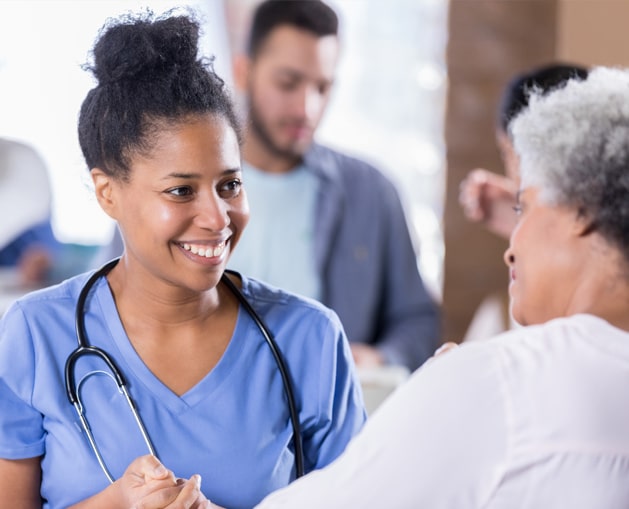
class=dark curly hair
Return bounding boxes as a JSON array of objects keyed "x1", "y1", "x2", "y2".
[{"x1": 78, "y1": 10, "x2": 241, "y2": 180}]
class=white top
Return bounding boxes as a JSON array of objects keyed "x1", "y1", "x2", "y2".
[
  {"x1": 0, "y1": 138, "x2": 52, "y2": 248},
  {"x1": 256, "y1": 314, "x2": 629, "y2": 508},
  {"x1": 228, "y1": 162, "x2": 320, "y2": 299}
]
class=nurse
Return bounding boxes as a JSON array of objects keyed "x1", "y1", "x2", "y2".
[{"x1": 0, "y1": 11, "x2": 366, "y2": 509}]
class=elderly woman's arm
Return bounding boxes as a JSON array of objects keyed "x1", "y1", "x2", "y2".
[{"x1": 255, "y1": 343, "x2": 508, "y2": 508}]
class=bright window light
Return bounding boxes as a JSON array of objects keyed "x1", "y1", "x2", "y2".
[{"x1": 0, "y1": 0, "x2": 232, "y2": 244}]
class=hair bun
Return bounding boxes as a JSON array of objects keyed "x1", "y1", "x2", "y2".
[{"x1": 91, "y1": 12, "x2": 200, "y2": 85}]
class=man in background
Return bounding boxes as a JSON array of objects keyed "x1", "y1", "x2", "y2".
[{"x1": 229, "y1": 0, "x2": 439, "y2": 371}]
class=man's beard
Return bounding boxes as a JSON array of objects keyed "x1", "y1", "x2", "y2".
[{"x1": 248, "y1": 101, "x2": 307, "y2": 163}]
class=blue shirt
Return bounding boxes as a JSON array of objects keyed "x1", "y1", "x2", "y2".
[
  {"x1": 229, "y1": 163, "x2": 321, "y2": 300},
  {"x1": 0, "y1": 271, "x2": 366, "y2": 509},
  {"x1": 242, "y1": 144, "x2": 441, "y2": 371}
]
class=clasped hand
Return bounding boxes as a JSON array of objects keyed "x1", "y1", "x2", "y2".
[{"x1": 115, "y1": 455, "x2": 213, "y2": 509}]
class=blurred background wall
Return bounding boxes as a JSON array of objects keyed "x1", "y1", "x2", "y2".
[{"x1": 443, "y1": 0, "x2": 629, "y2": 343}]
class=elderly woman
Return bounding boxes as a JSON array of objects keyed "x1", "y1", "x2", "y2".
[{"x1": 253, "y1": 67, "x2": 629, "y2": 508}]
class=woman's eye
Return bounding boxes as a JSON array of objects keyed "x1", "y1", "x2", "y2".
[
  {"x1": 166, "y1": 186, "x2": 193, "y2": 197},
  {"x1": 219, "y1": 178, "x2": 242, "y2": 198},
  {"x1": 512, "y1": 204, "x2": 523, "y2": 215}
]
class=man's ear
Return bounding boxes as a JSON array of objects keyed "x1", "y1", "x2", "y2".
[
  {"x1": 232, "y1": 53, "x2": 251, "y2": 93},
  {"x1": 91, "y1": 168, "x2": 119, "y2": 220}
]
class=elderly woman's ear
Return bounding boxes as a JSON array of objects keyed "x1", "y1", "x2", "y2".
[{"x1": 573, "y1": 206, "x2": 599, "y2": 237}]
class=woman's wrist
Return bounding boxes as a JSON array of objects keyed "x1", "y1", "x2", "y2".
[{"x1": 67, "y1": 481, "x2": 121, "y2": 509}]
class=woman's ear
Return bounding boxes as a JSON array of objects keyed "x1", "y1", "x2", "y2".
[
  {"x1": 574, "y1": 207, "x2": 597, "y2": 237},
  {"x1": 232, "y1": 53, "x2": 250, "y2": 93},
  {"x1": 91, "y1": 168, "x2": 119, "y2": 220}
]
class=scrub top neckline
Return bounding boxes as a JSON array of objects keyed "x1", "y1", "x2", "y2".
[{"x1": 93, "y1": 276, "x2": 248, "y2": 414}]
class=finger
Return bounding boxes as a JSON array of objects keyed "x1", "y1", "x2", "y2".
[
  {"x1": 169, "y1": 475, "x2": 203, "y2": 509},
  {"x1": 458, "y1": 178, "x2": 484, "y2": 218},
  {"x1": 189, "y1": 490, "x2": 213, "y2": 509},
  {"x1": 132, "y1": 484, "x2": 185, "y2": 509},
  {"x1": 460, "y1": 194, "x2": 483, "y2": 220},
  {"x1": 434, "y1": 342, "x2": 458, "y2": 357},
  {"x1": 127, "y1": 454, "x2": 174, "y2": 483}
]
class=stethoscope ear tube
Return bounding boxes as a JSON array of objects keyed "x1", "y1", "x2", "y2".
[
  {"x1": 65, "y1": 346, "x2": 127, "y2": 404},
  {"x1": 66, "y1": 260, "x2": 304, "y2": 482},
  {"x1": 66, "y1": 258, "x2": 121, "y2": 405},
  {"x1": 65, "y1": 258, "x2": 158, "y2": 483},
  {"x1": 222, "y1": 270, "x2": 305, "y2": 478}
]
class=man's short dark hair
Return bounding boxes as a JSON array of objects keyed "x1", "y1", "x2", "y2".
[
  {"x1": 498, "y1": 63, "x2": 589, "y2": 132},
  {"x1": 247, "y1": 0, "x2": 338, "y2": 57}
]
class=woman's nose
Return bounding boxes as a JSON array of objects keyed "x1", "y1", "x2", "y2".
[
  {"x1": 196, "y1": 193, "x2": 229, "y2": 231},
  {"x1": 503, "y1": 247, "x2": 515, "y2": 267}
]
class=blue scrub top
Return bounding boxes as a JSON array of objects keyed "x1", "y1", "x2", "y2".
[{"x1": 0, "y1": 271, "x2": 366, "y2": 509}]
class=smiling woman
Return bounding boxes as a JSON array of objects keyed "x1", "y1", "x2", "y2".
[
  {"x1": 91, "y1": 116, "x2": 248, "y2": 296},
  {"x1": 0, "y1": 10, "x2": 366, "y2": 509}
]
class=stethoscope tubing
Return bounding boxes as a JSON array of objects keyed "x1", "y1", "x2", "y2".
[
  {"x1": 64, "y1": 258, "x2": 304, "y2": 482},
  {"x1": 222, "y1": 270, "x2": 305, "y2": 477}
]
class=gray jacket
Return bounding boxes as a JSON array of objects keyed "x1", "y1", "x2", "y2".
[{"x1": 304, "y1": 143, "x2": 440, "y2": 371}]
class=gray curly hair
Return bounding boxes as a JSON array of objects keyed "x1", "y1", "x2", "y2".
[{"x1": 511, "y1": 66, "x2": 629, "y2": 258}]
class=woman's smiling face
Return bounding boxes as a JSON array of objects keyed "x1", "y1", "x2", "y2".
[{"x1": 99, "y1": 113, "x2": 249, "y2": 294}]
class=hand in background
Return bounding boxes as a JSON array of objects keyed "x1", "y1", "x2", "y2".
[
  {"x1": 350, "y1": 343, "x2": 385, "y2": 368},
  {"x1": 17, "y1": 247, "x2": 52, "y2": 285},
  {"x1": 433, "y1": 342, "x2": 459, "y2": 358},
  {"x1": 422, "y1": 341, "x2": 459, "y2": 367},
  {"x1": 459, "y1": 169, "x2": 518, "y2": 239}
]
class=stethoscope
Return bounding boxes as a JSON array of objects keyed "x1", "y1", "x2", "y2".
[{"x1": 64, "y1": 258, "x2": 304, "y2": 483}]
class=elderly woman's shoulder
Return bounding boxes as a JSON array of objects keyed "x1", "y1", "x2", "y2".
[{"x1": 476, "y1": 314, "x2": 629, "y2": 372}]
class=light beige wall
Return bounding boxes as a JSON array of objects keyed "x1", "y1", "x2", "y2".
[{"x1": 558, "y1": 0, "x2": 629, "y2": 67}]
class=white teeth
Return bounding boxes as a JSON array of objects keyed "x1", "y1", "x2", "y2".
[{"x1": 181, "y1": 241, "x2": 226, "y2": 258}]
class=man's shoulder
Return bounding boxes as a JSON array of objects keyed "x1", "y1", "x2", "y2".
[{"x1": 307, "y1": 143, "x2": 393, "y2": 186}]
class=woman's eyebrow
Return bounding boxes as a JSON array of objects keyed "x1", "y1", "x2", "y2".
[{"x1": 161, "y1": 168, "x2": 241, "y2": 180}]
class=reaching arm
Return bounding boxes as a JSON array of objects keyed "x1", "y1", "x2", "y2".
[
  {"x1": 255, "y1": 343, "x2": 508, "y2": 508},
  {"x1": 459, "y1": 168, "x2": 518, "y2": 239}
]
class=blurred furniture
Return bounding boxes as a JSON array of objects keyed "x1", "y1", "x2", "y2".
[{"x1": 358, "y1": 365, "x2": 411, "y2": 415}]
